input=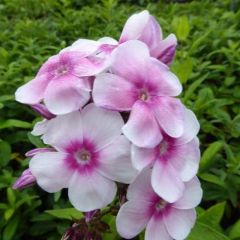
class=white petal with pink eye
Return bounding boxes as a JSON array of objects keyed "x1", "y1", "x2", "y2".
[
  {"x1": 15, "y1": 74, "x2": 50, "y2": 104},
  {"x1": 131, "y1": 145, "x2": 156, "y2": 171},
  {"x1": 81, "y1": 104, "x2": 124, "y2": 150},
  {"x1": 68, "y1": 170, "x2": 117, "y2": 212},
  {"x1": 97, "y1": 136, "x2": 138, "y2": 184},
  {"x1": 153, "y1": 33, "x2": 177, "y2": 65},
  {"x1": 152, "y1": 96, "x2": 184, "y2": 138},
  {"x1": 152, "y1": 160, "x2": 184, "y2": 203},
  {"x1": 116, "y1": 200, "x2": 151, "y2": 239},
  {"x1": 127, "y1": 167, "x2": 156, "y2": 202},
  {"x1": 173, "y1": 177, "x2": 202, "y2": 210},
  {"x1": 93, "y1": 73, "x2": 136, "y2": 111},
  {"x1": 44, "y1": 75, "x2": 90, "y2": 115},
  {"x1": 170, "y1": 138, "x2": 200, "y2": 182},
  {"x1": 119, "y1": 10, "x2": 150, "y2": 43},
  {"x1": 42, "y1": 111, "x2": 83, "y2": 149},
  {"x1": 145, "y1": 216, "x2": 171, "y2": 240},
  {"x1": 31, "y1": 119, "x2": 48, "y2": 136},
  {"x1": 174, "y1": 109, "x2": 200, "y2": 146},
  {"x1": 111, "y1": 40, "x2": 149, "y2": 83},
  {"x1": 146, "y1": 58, "x2": 182, "y2": 96},
  {"x1": 164, "y1": 208, "x2": 196, "y2": 240},
  {"x1": 122, "y1": 101, "x2": 162, "y2": 148},
  {"x1": 29, "y1": 152, "x2": 72, "y2": 192}
]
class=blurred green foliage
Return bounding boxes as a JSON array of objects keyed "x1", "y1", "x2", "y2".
[{"x1": 0, "y1": 0, "x2": 239, "y2": 239}]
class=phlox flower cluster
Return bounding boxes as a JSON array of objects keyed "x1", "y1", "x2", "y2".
[{"x1": 14, "y1": 10, "x2": 202, "y2": 240}]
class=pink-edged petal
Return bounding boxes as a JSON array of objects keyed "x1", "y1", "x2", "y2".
[
  {"x1": 29, "y1": 152, "x2": 72, "y2": 192},
  {"x1": 111, "y1": 40, "x2": 149, "y2": 83},
  {"x1": 116, "y1": 200, "x2": 151, "y2": 239},
  {"x1": 174, "y1": 109, "x2": 200, "y2": 146},
  {"x1": 170, "y1": 138, "x2": 200, "y2": 182},
  {"x1": 131, "y1": 145, "x2": 156, "y2": 171},
  {"x1": 41, "y1": 111, "x2": 83, "y2": 149},
  {"x1": 25, "y1": 148, "x2": 55, "y2": 157},
  {"x1": 44, "y1": 75, "x2": 90, "y2": 115},
  {"x1": 173, "y1": 177, "x2": 203, "y2": 210},
  {"x1": 127, "y1": 167, "x2": 156, "y2": 203},
  {"x1": 145, "y1": 216, "x2": 171, "y2": 240},
  {"x1": 119, "y1": 10, "x2": 150, "y2": 43},
  {"x1": 152, "y1": 96, "x2": 184, "y2": 138},
  {"x1": 146, "y1": 58, "x2": 182, "y2": 96},
  {"x1": 97, "y1": 136, "x2": 138, "y2": 184},
  {"x1": 122, "y1": 101, "x2": 162, "y2": 148},
  {"x1": 152, "y1": 160, "x2": 184, "y2": 203},
  {"x1": 164, "y1": 208, "x2": 196, "y2": 240},
  {"x1": 37, "y1": 55, "x2": 60, "y2": 76},
  {"x1": 153, "y1": 34, "x2": 177, "y2": 65},
  {"x1": 31, "y1": 119, "x2": 48, "y2": 136},
  {"x1": 82, "y1": 103, "x2": 124, "y2": 150},
  {"x1": 15, "y1": 74, "x2": 50, "y2": 104},
  {"x1": 93, "y1": 73, "x2": 136, "y2": 111},
  {"x1": 68, "y1": 170, "x2": 117, "y2": 212}
]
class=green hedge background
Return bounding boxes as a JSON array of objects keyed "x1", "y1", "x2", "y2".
[{"x1": 0, "y1": 0, "x2": 240, "y2": 239}]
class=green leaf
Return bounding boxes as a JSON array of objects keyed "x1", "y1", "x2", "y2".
[
  {"x1": 0, "y1": 119, "x2": 32, "y2": 130},
  {"x1": 27, "y1": 132, "x2": 45, "y2": 148},
  {"x1": 0, "y1": 141, "x2": 11, "y2": 166},
  {"x1": 200, "y1": 141, "x2": 224, "y2": 172},
  {"x1": 45, "y1": 208, "x2": 83, "y2": 220},
  {"x1": 229, "y1": 220, "x2": 240, "y2": 239},
  {"x1": 4, "y1": 208, "x2": 14, "y2": 221},
  {"x1": 199, "y1": 173, "x2": 226, "y2": 188},
  {"x1": 188, "y1": 222, "x2": 230, "y2": 240},
  {"x1": 173, "y1": 16, "x2": 190, "y2": 41},
  {"x1": 7, "y1": 187, "x2": 16, "y2": 206},
  {"x1": 3, "y1": 215, "x2": 20, "y2": 240},
  {"x1": 199, "y1": 202, "x2": 226, "y2": 229}
]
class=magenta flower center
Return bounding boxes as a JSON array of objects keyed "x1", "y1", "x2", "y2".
[
  {"x1": 139, "y1": 90, "x2": 149, "y2": 101},
  {"x1": 56, "y1": 66, "x2": 68, "y2": 76},
  {"x1": 75, "y1": 149, "x2": 91, "y2": 164}
]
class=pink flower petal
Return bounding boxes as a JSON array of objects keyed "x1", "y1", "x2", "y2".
[
  {"x1": 25, "y1": 148, "x2": 55, "y2": 157},
  {"x1": 93, "y1": 73, "x2": 137, "y2": 111},
  {"x1": 170, "y1": 138, "x2": 200, "y2": 182},
  {"x1": 37, "y1": 55, "x2": 60, "y2": 77},
  {"x1": 97, "y1": 136, "x2": 138, "y2": 184},
  {"x1": 164, "y1": 208, "x2": 196, "y2": 240},
  {"x1": 131, "y1": 145, "x2": 156, "y2": 171},
  {"x1": 111, "y1": 40, "x2": 149, "y2": 84},
  {"x1": 153, "y1": 34, "x2": 177, "y2": 65},
  {"x1": 15, "y1": 74, "x2": 50, "y2": 104},
  {"x1": 68, "y1": 170, "x2": 117, "y2": 211},
  {"x1": 152, "y1": 160, "x2": 184, "y2": 203},
  {"x1": 44, "y1": 75, "x2": 90, "y2": 115},
  {"x1": 29, "y1": 152, "x2": 72, "y2": 192},
  {"x1": 173, "y1": 177, "x2": 203, "y2": 210},
  {"x1": 31, "y1": 119, "x2": 48, "y2": 136},
  {"x1": 119, "y1": 10, "x2": 151, "y2": 43},
  {"x1": 41, "y1": 111, "x2": 83, "y2": 149},
  {"x1": 116, "y1": 200, "x2": 151, "y2": 239},
  {"x1": 122, "y1": 101, "x2": 162, "y2": 148},
  {"x1": 145, "y1": 216, "x2": 171, "y2": 240},
  {"x1": 174, "y1": 109, "x2": 200, "y2": 146},
  {"x1": 127, "y1": 168, "x2": 156, "y2": 203},
  {"x1": 151, "y1": 96, "x2": 184, "y2": 138},
  {"x1": 82, "y1": 104, "x2": 124, "y2": 150},
  {"x1": 146, "y1": 58, "x2": 182, "y2": 96}
]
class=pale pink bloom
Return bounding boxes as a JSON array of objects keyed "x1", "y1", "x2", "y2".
[
  {"x1": 93, "y1": 40, "x2": 183, "y2": 148},
  {"x1": 121, "y1": 10, "x2": 177, "y2": 65},
  {"x1": 132, "y1": 109, "x2": 200, "y2": 202},
  {"x1": 15, "y1": 49, "x2": 106, "y2": 115},
  {"x1": 13, "y1": 169, "x2": 36, "y2": 189},
  {"x1": 116, "y1": 168, "x2": 202, "y2": 240},
  {"x1": 29, "y1": 104, "x2": 138, "y2": 211}
]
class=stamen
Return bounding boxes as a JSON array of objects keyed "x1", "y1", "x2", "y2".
[
  {"x1": 57, "y1": 66, "x2": 68, "y2": 75},
  {"x1": 155, "y1": 199, "x2": 167, "y2": 211},
  {"x1": 75, "y1": 149, "x2": 91, "y2": 163},
  {"x1": 139, "y1": 90, "x2": 148, "y2": 101},
  {"x1": 159, "y1": 141, "x2": 168, "y2": 155}
]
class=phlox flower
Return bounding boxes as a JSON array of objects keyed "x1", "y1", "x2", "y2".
[
  {"x1": 93, "y1": 40, "x2": 183, "y2": 148},
  {"x1": 116, "y1": 168, "x2": 202, "y2": 240},
  {"x1": 28, "y1": 104, "x2": 138, "y2": 211},
  {"x1": 13, "y1": 169, "x2": 36, "y2": 190},
  {"x1": 15, "y1": 47, "x2": 107, "y2": 115},
  {"x1": 132, "y1": 109, "x2": 200, "y2": 202}
]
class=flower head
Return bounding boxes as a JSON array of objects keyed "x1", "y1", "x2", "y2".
[
  {"x1": 116, "y1": 168, "x2": 202, "y2": 240},
  {"x1": 93, "y1": 40, "x2": 183, "y2": 148},
  {"x1": 29, "y1": 104, "x2": 138, "y2": 211}
]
